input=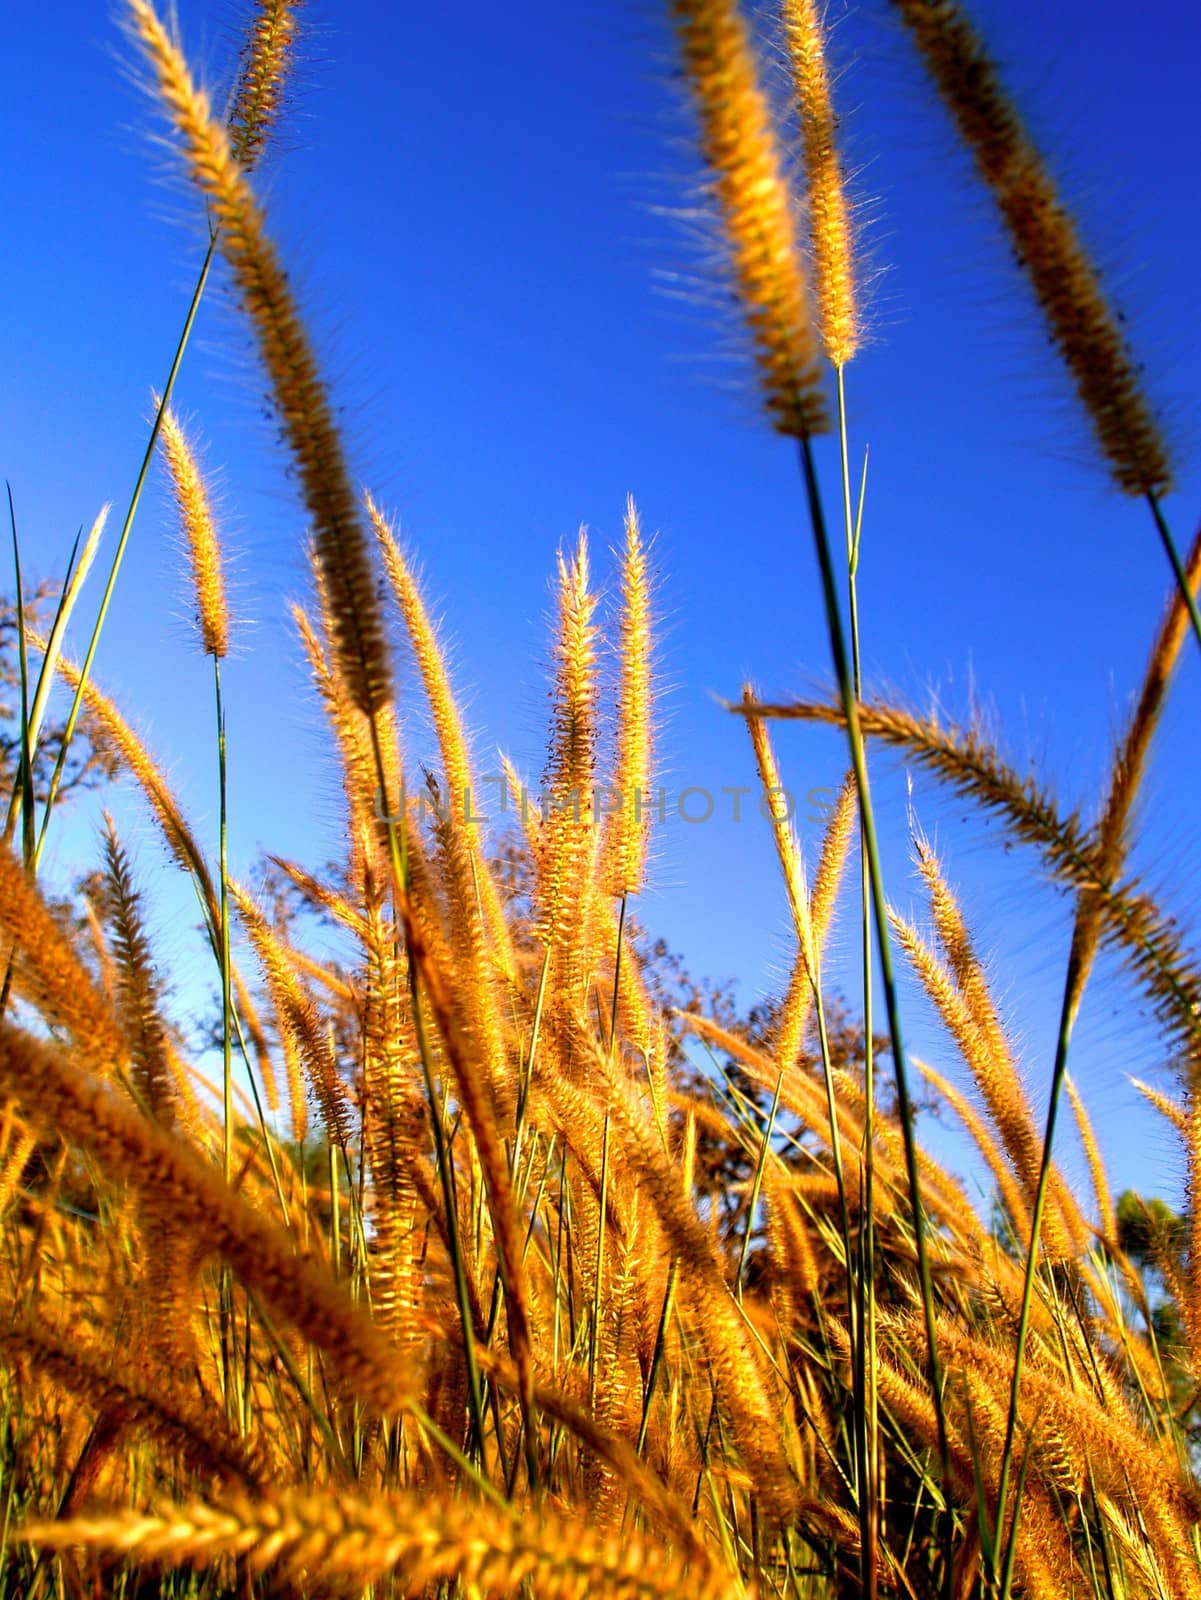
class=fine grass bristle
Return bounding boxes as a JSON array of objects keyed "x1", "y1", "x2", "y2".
[
  {"x1": 231, "y1": 880, "x2": 352, "y2": 1151},
  {"x1": 670, "y1": 0, "x2": 829, "y2": 436},
  {"x1": 890, "y1": 0, "x2": 1171, "y2": 496}
]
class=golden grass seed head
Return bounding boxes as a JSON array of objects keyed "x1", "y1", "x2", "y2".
[
  {"x1": 156, "y1": 400, "x2": 230, "y2": 659},
  {"x1": 44, "y1": 645, "x2": 222, "y2": 932},
  {"x1": 780, "y1": 0, "x2": 860, "y2": 366},
  {"x1": 539, "y1": 531, "x2": 600, "y2": 994},
  {"x1": 891, "y1": 0, "x2": 1171, "y2": 495},
  {"x1": 671, "y1": 0, "x2": 829, "y2": 436},
  {"x1": 742, "y1": 686, "x2": 815, "y2": 974},
  {"x1": 227, "y1": 0, "x2": 301, "y2": 171},
  {"x1": 0, "y1": 1020, "x2": 415, "y2": 1419},
  {"x1": 0, "y1": 845, "x2": 127, "y2": 1070},
  {"x1": 604, "y1": 498, "x2": 654, "y2": 898},
  {"x1": 1064, "y1": 1072, "x2": 1115, "y2": 1239},
  {"x1": 21, "y1": 1485, "x2": 733, "y2": 1598},
  {"x1": 749, "y1": 691, "x2": 1201, "y2": 1068},
  {"x1": 97, "y1": 812, "x2": 176, "y2": 1126},
  {"x1": 128, "y1": 0, "x2": 392, "y2": 717}
]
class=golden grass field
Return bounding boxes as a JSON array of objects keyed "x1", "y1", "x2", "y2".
[{"x1": 2, "y1": 0, "x2": 1200, "y2": 1596}]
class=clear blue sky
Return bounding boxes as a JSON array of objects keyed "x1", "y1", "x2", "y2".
[{"x1": 4, "y1": 0, "x2": 1200, "y2": 1204}]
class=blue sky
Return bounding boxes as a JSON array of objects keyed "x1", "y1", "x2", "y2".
[{"x1": 4, "y1": 0, "x2": 1200, "y2": 1204}]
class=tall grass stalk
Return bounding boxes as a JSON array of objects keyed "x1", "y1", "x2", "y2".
[
  {"x1": 214, "y1": 668, "x2": 233, "y2": 1187},
  {"x1": 796, "y1": 432, "x2": 953, "y2": 1532},
  {"x1": 33, "y1": 241, "x2": 214, "y2": 872},
  {"x1": 835, "y1": 363, "x2": 880, "y2": 1600}
]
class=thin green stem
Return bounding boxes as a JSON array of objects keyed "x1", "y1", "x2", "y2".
[
  {"x1": 608, "y1": 890, "x2": 628, "y2": 1062},
  {"x1": 413, "y1": 983, "x2": 489, "y2": 1466},
  {"x1": 34, "y1": 233, "x2": 216, "y2": 872},
  {"x1": 796, "y1": 432, "x2": 952, "y2": 1553},
  {"x1": 214, "y1": 654, "x2": 236, "y2": 1427},
  {"x1": 735, "y1": 1071, "x2": 783, "y2": 1295},
  {"x1": 8, "y1": 491, "x2": 38, "y2": 869},
  {"x1": 588, "y1": 1110, "x2": 611, "y2": 1414},
  {"x1": 811, "y1": 971, "x2": 858, "y2": 1321},
  {"x1": 3, "y1": 529, "x2": 82, "y2": 850},
  {"x1": 216, "y1": 660, "x2": 233, "y2": 1188},
  {"x1": 636, "y1": 1258, "x2": 679, "y2": 1456},
  {"x1": 1147, "y1": 493, "x2": 1201, "y2": 657},
  {"x1": 837, "y1": 363, "x2": 879, "y2": 1600},
  {"x1": 994, "y1": 945, "x2": 1084, "y2": 1597}
]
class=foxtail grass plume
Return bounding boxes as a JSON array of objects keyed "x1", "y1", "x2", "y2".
[
  {"x1": 19, "y1": 1484, "x2": 731, "y2": 1599},
  {"x1": 156, "y1": 400, "x2": 229, "y2": 659},
  {"x1": 0, "y1": 1019, "x2": 416, "y2": 1419},
  {"x1": 742, "y1": 686, "x2": 815, "y2": 976},
  {"x1": 751, "y1": 690, "x2": 1201, "y2": 1067},
  {"x1": 1064, "y1": 1072, "x2": 1115, "y2": 1239},
  {"x1": 367, "y1": 492, "x2": 518, "y2": 993},
  {"x1": 227, "y1": 0, "x2": 301, "y2": 170},
  {"x1": 44, "y1": 646, "x2": 220, "y2": 929},
  {"x1": 670, "y1": 0, "x2": 828, "y2": 436},
  {"x1": 127, "y1": 0, "x2": 391, "y2": 717},
  {"x1": 604, "y1": 498, "x2": 654, "y2": 897},
  {"x1": 773, "y1": 769, "x2": 855, "y2": 1072},
  {"x1": 1102, "y1": 525, "x2": 1201, "y2": 849},
  {"x1": 2, "y1": 1323, "x2": 267, "y2": 1491},
  {"x1": 98, "y1": 814, "x2": 176, "y2": 1127},
  {"x1": 780, "y1": 0, "x2": 860, "y2": 366},
  {"x1": 540, "y1": 531, "x2": 600, "y2": 1013},
  {"x1": 891, "y1": 0, "x2": 1171, "y2": 495}
]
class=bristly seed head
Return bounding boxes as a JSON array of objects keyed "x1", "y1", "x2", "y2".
[
  {"x1": 605, "y1": 497, "x2": 654, "y2": 898},
  {"x1": 156, "y1": 399, "x2": 230, "y2": 660},
  {"x1": 671, "y1": 0, "x2": 829, "y2": 437},
  {"x1": 780, "y1": 0, "x2": 860, "y2": 367},
  {"x1": 891, "y1": 0, "x2": 1171, "y2": 496},
  {"x1": 127, "y1": 0, "x2": 392, "y2": 717},
  {"x1": 227, "y1": 0, "x2": 302, "y2": 171}
]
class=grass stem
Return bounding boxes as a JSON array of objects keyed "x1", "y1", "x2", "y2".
[{"x1": 796, "y1": 431, "x2": 952, "y2": 1573}]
